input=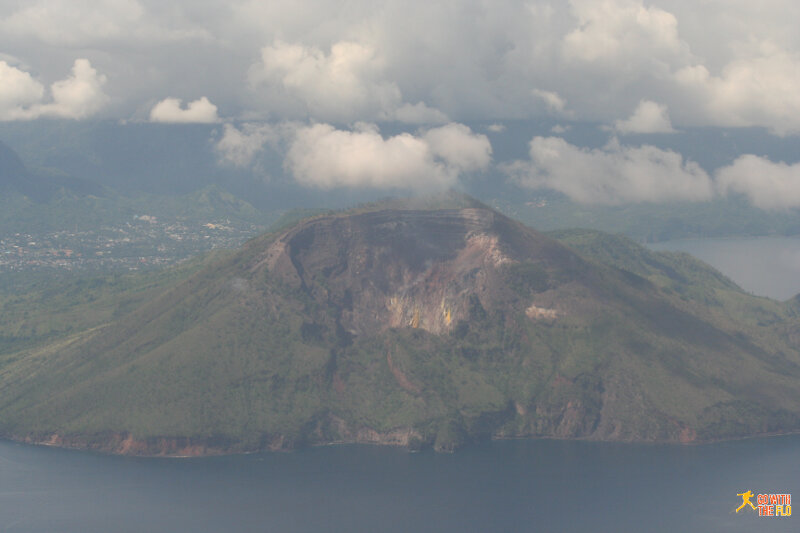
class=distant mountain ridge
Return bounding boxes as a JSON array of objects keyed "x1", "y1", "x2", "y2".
[
  {"x1": 4, "y1": 120, "x2": 800, "y2": 241},
  {"x1": 0, "y1": 140, "x2": 104, "y2": 202},
  {"x1": 2, "y1": 196, "x2": 800, "y2": 454}
]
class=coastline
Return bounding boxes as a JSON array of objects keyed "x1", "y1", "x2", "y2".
[{"x1": 7, "y1": 427, "x2": 800, "y2": 458}]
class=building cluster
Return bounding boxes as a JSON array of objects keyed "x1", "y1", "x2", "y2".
[{"x1": 0, "y1": 216, "x2": 263, "y2": 273}]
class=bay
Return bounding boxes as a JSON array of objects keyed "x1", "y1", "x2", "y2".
[
  {"x1": 1, "y1": 435, "x2": 797, "y2": 532},
  {"x1": 648, "y1": 236, "x2": 800, "y2": 301}
]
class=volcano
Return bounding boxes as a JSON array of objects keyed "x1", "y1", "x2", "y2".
[{"x1": 3, "y1": 195, "x2": 800, "y2": 454}]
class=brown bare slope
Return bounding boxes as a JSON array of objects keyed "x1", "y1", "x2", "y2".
[{"x1": 3, "y1": 197, "x2": 800, "y2": 454}]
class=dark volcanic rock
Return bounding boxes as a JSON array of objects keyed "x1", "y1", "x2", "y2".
[{"x1": 253, "y1": 207, "x2": 572, "y2": 336}]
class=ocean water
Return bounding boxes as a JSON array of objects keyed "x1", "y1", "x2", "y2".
[
  {"x1": 1, "y1": 435, "x2": 797, "y2": 532},
  {"x1": 648, "y1": 236, "x2": 800, "y2": 301}
]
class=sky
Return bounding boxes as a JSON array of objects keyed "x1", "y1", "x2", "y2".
[{"x1": 1, "y1": 0, "x2": 800, "y2": 206}]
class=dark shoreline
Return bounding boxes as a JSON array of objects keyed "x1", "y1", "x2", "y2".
[{"x1": 6, "y1": 428, "x2": 800, "y2": 458}]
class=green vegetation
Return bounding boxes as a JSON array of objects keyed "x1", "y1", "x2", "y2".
[
  {"x1": 0, "y1": 252, "x2": 221, "y2": 359},
  {"x1": 2, "y1": 200, "x2": 800, "y2": 454},
  {"x1": 267, "y1": 208, "x2": 335, "y2": 233}
]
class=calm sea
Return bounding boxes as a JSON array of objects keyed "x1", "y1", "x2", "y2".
[
  {"x1": 648, "y1": 236, "x2": 800, "y2": 301},
  {"x1": 1, "y1": 435, "x2": 797, "y2": 533}
]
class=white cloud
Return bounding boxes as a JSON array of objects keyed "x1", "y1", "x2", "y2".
[
  {"x1": 716, "y1": 155, "x2": 800, "y2": 210},
  {"x1": 0, "y1": 61, "x2": 44, "y2": 119},
  {"x1": 487, "y1": 123, "x2": 506, "y2": 133},
  {"x1": 284, "y1": 122, "x2": 491, "y2": 190},
  {"x1": 42, "y1": 59, "x2": 109, "y2": 119},
  {"x1": 615, "y1": 100, "x2": 676, "y2": 134},
  {"x1": 149, "y1": 96, "x2": 219, "y2": 123},
  {"x1": 674, "y1": 42, "x2": 800, "y2": 135},
  {"x1": 422, "y1": 123, "x2": 492, "y2": 173},
  {"x1": 563, "y1": 0, "x2": 689, "y2": 66},
  {"x1": 215, "y1": 122, "x2": 279, "y2": 167},
  {"x1": 247, "y1": 39, "x2": 450, "y2": 124},
  {"x1": 0, "y1": 59, "x2": 107, "y2": 120},
  {"x1": 248, "y1": 40, "x2": 402, "y2": 123},
  {"x1": 507, "y1": 136, "x2": 712, "y2": 204},
  {"x1": 553, "y1": 0, "x2": 696, "y2": 123},
  {"x1": 532, "y1": 89, "x2": 568, "y2": 114}
]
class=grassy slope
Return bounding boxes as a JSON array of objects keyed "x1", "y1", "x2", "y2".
[
  {"x1": 2, "y1": 215, "x2": 800, "y2": 451},
  {"x1": 0, "y1": 253, "x2": 221, "y2": 367},
  {"x1": 549, "y1": 229, "x2": 800, "y2": 435}
]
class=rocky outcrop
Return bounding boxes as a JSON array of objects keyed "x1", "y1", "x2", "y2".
[
  {"x1": 16, "y1": 423, "x2": 426, "y2": 456},
  {"x1": 249, "y1": 207, "x2": 565, "y2": 337},
  {"x1": 18, "y1": 432, "x2": 240, "y2": 457}
]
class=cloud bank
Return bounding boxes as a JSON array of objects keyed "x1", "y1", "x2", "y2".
[
  {"x1": 0, "y1": 0, "x2": 799, "y2": 133},
  {"x1": 247, "y1": 40, "x2": 446, "y2": 124},
  {"x1": 615, "y1": 100, "x2": 676, "y2": 134},
  {"x1": 507, "y1": 136, "x2": 713, "y2": 204},
  {"x1": 0, "y1": 59, "x2": 108, "y2": 120},
  {"x1": 508, "y1": 134, "x2": 800, "y2": 210},
  {"x1": 284, "y1": 123, "x2": 490, "y2": 190},
  {"x1": 248, "y1": 40, "x2": 400, "y2": 123},
  {"x1": 215, "y1": 122, "x2": 280, "y2": 167},
  {"x1": 674, "y1": 44, "x2": 800, "y2": 136},
  {"x1": 717, "y1": 156, "x2": 800, "y2": 210}
]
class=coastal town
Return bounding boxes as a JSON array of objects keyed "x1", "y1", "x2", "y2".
[{"x1": 0, "y1": 214, "x2": 265, "y2": 273}]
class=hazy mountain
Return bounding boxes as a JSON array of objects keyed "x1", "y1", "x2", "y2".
[
  {"x1": 0, "y1": 121, "x2": 380, "y2": 211},
  {"x1": 2, "y1": 196, "x2": 800, "y2": 454},
  {"x1": 0, "y1": 140, "x2": 105, "y2": 202}
]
